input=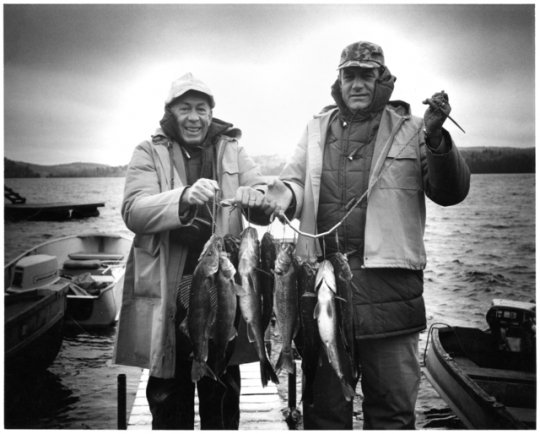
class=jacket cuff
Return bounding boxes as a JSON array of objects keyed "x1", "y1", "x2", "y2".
[
  {"x1": 178, "y1": 187, "x2": 197, "y2": 224},
  {"x1": 426, "y1": 128, "x2": 452, "y2": 155},
  {"x1": 284, "y1": 184, "x2": 297, "y2": 220}
]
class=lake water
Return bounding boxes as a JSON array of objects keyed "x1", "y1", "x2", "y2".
[{"x1": 3, "y1": 174, "x2": 535, "y2": 429}]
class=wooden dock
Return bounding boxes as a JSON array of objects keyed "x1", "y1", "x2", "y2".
[
  {"x1": 128, "y1": 363, "x2": 288, "y2": 430},
  {"x1": 5, "y1": 202, "x2": 105, "y2": 221}
]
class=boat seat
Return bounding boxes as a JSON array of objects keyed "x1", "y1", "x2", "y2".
[
  {"x1": 68, "y1": 252, "x2": 124, "y2": 261},
  {"x1": 63, "y1": 259, "x2": 101, "y2": 270}
]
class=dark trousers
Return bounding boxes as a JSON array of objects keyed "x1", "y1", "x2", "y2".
[
  {"x1": 146, "y1": 358, "x2": 241, "y2": 430},
  {"x1": 302, "y1": 330, "x2": 357, "y2": 430},
  {"x1": 302, "y1": 332, "x2": 420, "y2": 430}
]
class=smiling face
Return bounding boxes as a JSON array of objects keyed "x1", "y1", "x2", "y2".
[
  {"x1": 339, "y1": 67, "x2": 380, "y2": 111},
  {"x1": 169, "y1": 91, "x2": 212, "y2": 146}
]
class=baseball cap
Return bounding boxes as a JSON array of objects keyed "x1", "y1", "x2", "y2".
[
  {"x1": 165, "y1": 73, "x2": 215, "y2": 108},
  {"x1": 338, "y1": 41, "x2": 385, "y2": 70}
]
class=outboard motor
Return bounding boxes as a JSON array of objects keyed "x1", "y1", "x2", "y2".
[
  {"x1": 8, "y1": 254, "x2": 60, "y2": 292},
  {"x1": 486, "y1": 299, "x2": 536, "y2": 354}
]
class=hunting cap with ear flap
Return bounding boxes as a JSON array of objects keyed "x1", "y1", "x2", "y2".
[
  {"x1": 165, "y1": 72, "x2": 216, "y2": 108},
  {"x1": 338, "y1": 41, "x2": 385, "y2": 70}
]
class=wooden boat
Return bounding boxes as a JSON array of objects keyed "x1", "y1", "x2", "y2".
[
  {"x1": 5, "y1": 255, "x2": 70, "y2": 373},
  {"x1": 424, "y1": 299, "x2": 536, "y2": 429},
  {"x1": 4, "y1": 233, "x2": 133, "y2": 327}
]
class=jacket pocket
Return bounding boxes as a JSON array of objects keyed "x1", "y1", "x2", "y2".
[
  {"x1": 133, "y1": 234, "x2": 162, "y2": 256},
  {"x1": 132, "y1": 234, "x2": 162, "y2": 298},
  {"x1": 221, "y1": 153, "x2": 240, "y2": 197},
  {"x1": 380, "y1": 142, "x2": 421, "y2": 191},
  {"x1": 222, "y1": 154, "x2": 240, "y2": 176}
]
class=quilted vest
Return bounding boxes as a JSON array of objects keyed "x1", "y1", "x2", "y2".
[
  {"x1": 317, "y1": 113, "x2": 381, "y2": 256},
  {"x1": 316, "y1": 111, "x2": 426, "y2": 339}
]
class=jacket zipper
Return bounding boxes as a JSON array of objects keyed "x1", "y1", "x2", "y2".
[{"x1": 167, "y1": 141, "x2": 175, "y2": 190}]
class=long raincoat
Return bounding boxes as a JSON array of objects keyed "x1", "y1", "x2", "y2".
[{"x1": 113, "y1": 128, "x2": 264, "y2": 378}]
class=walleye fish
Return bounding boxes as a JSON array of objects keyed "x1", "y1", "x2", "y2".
[
  {"x1": 213, "y1": 251, "x2": 242, "y2": 377},
  {"x1": 273, "y1": 242, "x2": 299, "y2": 375},
  {"x1": 223, "y1": 234, "x2": 240, "y2": 282},
  {"x1": 238, "y1": 227, "x2": 279, "y2": 387},
  {"x1": 297, "y1": 259, "x2": 320, "y2": 406},
  {"x1": 180, "y1": 234, "x2": 222, "y2": 383},
  {"x1": 260, "y1": 232, "x2": 277, "y2": 334},
  {"x1": 331, "y1": 252, "x2": 357, "y2": 380},
  {"x1": 314, "y1": 260, "x2": 356, "y2": 401}
]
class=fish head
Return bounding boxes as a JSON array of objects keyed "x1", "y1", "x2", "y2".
[
  {"x1": 274, "y1": 242, "x2": 294, "y2": 275},
  {"x1": 315, "y1": 260, "x2": 337, "y2": 293},
  {"x1": 261, "y1": 232, "x2": 277, "y2": 261},
  {"x1": 332, "y1": 252, "x2": 353, "y2": 281},
  {"x1": 199, "y1": 234, "x2": 223, "y2": 277},
  {"x1": 219, "y1": 251, "x2": 236, "y2": 279},
  {"x1": 261, "y1": 231, "x2": 275, "y2": 245},
  {"x1": 302, "y1": 259, "x2": 319, "y2": 279},
  {"x1": 223, "y1": 234, "x2": 240, "y2": 251},
  {"x1": 239, "y1": 227, "x2": 260, "y2": 274}
]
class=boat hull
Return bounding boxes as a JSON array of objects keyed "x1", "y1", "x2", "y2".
[
  {"x1": 5, "y1": 233, "x2": 132, "y2": 327},
  {"x1": 5, "y1": 284, "x2": 69, "y2": 373},
  {"x1": 425, "y1": 327, "x2": 536, "y2": 429},
  {"x1": 65, "y1": 273, "x2": 125, "y2": 327}
]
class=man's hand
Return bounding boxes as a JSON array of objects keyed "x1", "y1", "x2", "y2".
[
  {"x1": 234, "y1": 186, "x2": 264, "y2": 208},
  {"x1": 262, "y1": 178, "x2": 293, "y2": 222},
  {"x1": 183, "y1": 178, "x2": 219, "y2": 206},
  {"x1": 422, "y1": 91, "x2": 451, "y2": 136}
]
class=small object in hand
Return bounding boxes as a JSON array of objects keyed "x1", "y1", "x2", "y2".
[
  {"x1": 435, "y1": 90, "x2": 465, "y2": 133},
  {"x1": 219, "y1": 198, "x2": 236, "y2": 207}
]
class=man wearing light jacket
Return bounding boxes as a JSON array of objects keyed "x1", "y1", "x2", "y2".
[
  {"x1": 113, "y1": 73, "x2": 275, "y2": 429},
  {"x1": 266, "y1": 41, "x2": 470, "y2": 429}
]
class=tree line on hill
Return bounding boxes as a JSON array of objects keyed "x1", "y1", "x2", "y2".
[
  {"x1": 4, "y1": 158, "x2": 128, "y2": 178},
  {"x1": 4, "y1": 147, "x2": 535, "y2": 178},
  {"x1": 458, "y1": 147, "x2": 534, "y2": 174}
]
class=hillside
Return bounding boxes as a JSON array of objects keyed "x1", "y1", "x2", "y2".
[
  {"x1": 458, "y1": 147, "x2": 535, "y2": 174},
  {"x1": 4, "y1": 147, "x2": 535, "y2": 178},
  {"x1": 4, "y1": 158, "x2": 128, "y2": 178}
]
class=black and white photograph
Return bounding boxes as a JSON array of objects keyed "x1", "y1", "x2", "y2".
[{"x1": 3, "y1": 3, "x2": 535, "y2": 430}]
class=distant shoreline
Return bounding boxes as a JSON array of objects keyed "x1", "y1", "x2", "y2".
[{"x1": 4, "y1": 147, "x2": 536, "y2": 178}]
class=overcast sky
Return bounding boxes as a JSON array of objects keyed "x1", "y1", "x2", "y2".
[{"x1": 4, "y1": 3, "x2": 535, "y2": 166}]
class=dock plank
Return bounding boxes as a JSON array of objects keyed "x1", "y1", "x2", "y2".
[{"x1": 128, "y1": 363, "x2": 287, "y2": 430}]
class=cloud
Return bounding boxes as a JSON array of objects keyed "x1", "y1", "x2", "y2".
[{"x1": 3, "y1": 4, "x2": 535, "y2": 167}]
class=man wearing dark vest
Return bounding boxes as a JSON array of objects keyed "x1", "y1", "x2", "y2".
[
  {"x1": 265, "y1": 41, "x2": 470, "y2": 429},
  {"x1": 114, "y1": 73, "x2": 276, "y2": 429}
]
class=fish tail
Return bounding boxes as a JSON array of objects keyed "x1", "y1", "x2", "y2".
[
  {"x1": 339, "y1": 377, "x2": 356, "y2": 402},
  {"x1": 191, "y1": 360, "x2": 217, "y2": 383},
  {"x1": 260, "y1": 358, "x2": 279, "y2": 388},
  {"x1": 275, "y1": 349, "x2": 295, "y2": 375}
]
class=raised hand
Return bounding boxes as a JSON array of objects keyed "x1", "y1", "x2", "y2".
[
  {"x1": 422, "y1": 90, "x2": 451, "y2": 136},
  {"x1": 263, "y1": 178, "x2": 293, "y2": 222},
  {"x1": 183, "y1": 178, "x2": 219, "y2": 206}
]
